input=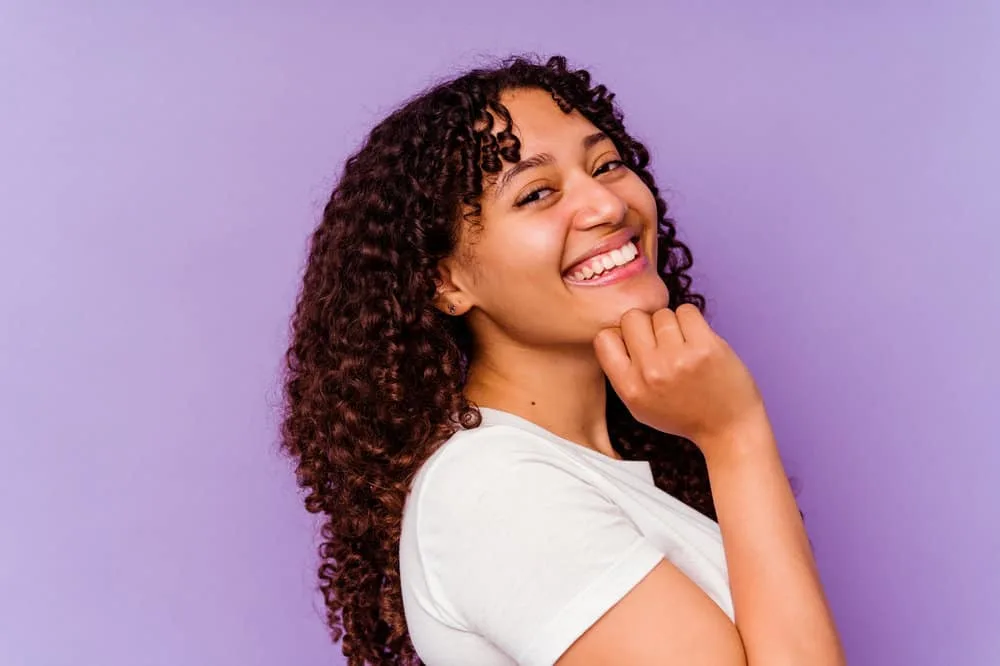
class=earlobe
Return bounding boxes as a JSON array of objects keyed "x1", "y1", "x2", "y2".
[
  {"x1": 433, "y1": 259, "x2": 469, "y2": 316},
  {"x1": 434, "y1": 293, "x2": 465, "y2": 316}
]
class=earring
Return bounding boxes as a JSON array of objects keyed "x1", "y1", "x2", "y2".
[{"x1": 447, "y1": 304, "x2": 456, "y2": 315}]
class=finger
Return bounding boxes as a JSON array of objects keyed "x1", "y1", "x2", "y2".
[
  {"x1": 593, "y1": 327, "x2": 634, "y2": 386},
  {"x1": 651, "y1": 307, "x2": 686, "y2": 347},
  {"x1": 619, "y1": 309, "x2": 657, "y2": 364},
  {"x1": 674, "y1": 303, "x2": 715, "y2": 343}
]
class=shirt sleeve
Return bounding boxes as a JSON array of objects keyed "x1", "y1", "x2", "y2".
[{"x1": 413, "y1": 426, "x2": 665, "y2": 666}]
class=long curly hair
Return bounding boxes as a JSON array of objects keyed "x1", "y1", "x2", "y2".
[{"x1": 281, "y1": 54, "x2": 715, "y2": 665}]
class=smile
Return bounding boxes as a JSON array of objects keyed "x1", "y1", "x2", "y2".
[{"x1": 563, "y1": 238, "x2": 648, "y2": 286}]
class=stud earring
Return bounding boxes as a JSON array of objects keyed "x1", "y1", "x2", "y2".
[{"x1": 447, "y1": 304, "x2": 456, "y2": 315}]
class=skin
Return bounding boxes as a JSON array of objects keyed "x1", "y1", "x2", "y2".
[
  {"x1": 436, "y1": 87, "x2": 667, "y2": 458},
  {"x1": 435, "y1": 87, "x2": 846, "y2": 665}
]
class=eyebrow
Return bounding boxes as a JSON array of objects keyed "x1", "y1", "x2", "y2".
[{"x1": 492, "y1": 131, "x2": 612, "y2": 200}]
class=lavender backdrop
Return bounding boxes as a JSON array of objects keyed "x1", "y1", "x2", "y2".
[{"x1": 1, "y1": 1, "x2": 997, "y2": 665}]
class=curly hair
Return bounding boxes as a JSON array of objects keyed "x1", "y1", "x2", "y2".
[{"x1": 281, "y1": 54, "x2": 715, "y2": 665}]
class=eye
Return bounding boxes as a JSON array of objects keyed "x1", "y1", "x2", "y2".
[
  {"x1": 595, "y1": 159, "x2": 626, "y2": 175},
  {"x1": 513, "y1": 160, "x2": 625, "y2": 208},
  {"x1": 514, "y1": 186, "x2": 554, "y2": 208}
]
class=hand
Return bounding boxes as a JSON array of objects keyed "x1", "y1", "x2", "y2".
[{"x1": 593, "y1": 304, "x2": 766, "y2": 457}]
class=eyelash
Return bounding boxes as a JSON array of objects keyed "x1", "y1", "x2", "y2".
[{"x1": 514, "y1": 160, "x2": 626, "y2": 208}]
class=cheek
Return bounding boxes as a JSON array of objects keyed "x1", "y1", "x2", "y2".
[
  {"x1": 611, "y1": 173, "x2": 657, "y2": 223},
  {"x1": 488, "y1": 224, "x2": 565, "y2": 280},
  {"x1": 627, "y1": 182, "x2": 659, "y2": 250},
  {"x1": 630, "y1": 180, "x2": 659, "y2": 221}
]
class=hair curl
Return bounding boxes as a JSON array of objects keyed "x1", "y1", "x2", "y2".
[{"x1": 281, "y1": 54, "x2": 715, "y2": 665}]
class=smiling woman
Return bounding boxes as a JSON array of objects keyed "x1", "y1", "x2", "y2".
[{"x1": 281, "y1": 55, "x2": 844, "y2": 666}]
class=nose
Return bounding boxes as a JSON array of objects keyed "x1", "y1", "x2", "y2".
[{"x1": 570, "y1": 178, "x2": 628, "y2": 231}]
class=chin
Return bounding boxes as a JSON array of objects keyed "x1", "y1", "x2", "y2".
[{"x1": 599, "y1": 278, "x2": 670, "y2": 327}]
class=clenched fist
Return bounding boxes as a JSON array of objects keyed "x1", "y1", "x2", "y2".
[{"x1": 594, "y1": 304, "x2": 766, "y2": 458}]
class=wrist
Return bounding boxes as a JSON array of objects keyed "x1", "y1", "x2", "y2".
[{"x1": 695, "y1": 404, "x2": 775, "y2": 467}]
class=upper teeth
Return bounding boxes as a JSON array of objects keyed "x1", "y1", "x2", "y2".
[{"x1": 570, "y1": 240, "x2": 638, "y2": 281}]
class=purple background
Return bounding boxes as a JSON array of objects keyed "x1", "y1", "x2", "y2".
[{"x1": 2, "y1": 1, "x2": 997, "y2": 665}]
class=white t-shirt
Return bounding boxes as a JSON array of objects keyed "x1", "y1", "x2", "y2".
[{"x1": 399, "y1": 407, "x2": 734, "y2": 666}]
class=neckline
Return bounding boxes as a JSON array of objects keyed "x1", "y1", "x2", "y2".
[{"x1": 477, "y1": 407, "x2": 652, "y2": 471}]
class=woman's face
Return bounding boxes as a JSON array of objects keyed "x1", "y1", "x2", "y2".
[{"x1": 443, "y1": 87, "x2": 668, "y2": 348}]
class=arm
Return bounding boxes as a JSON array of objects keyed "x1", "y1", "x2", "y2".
[
  {"x1": 574, "y1": 304, "x2": 845, "y2": 666},
  {"x1": 558, "y1": 416, "x2": 842, "y2": 666},
  {"x1": 703, "y1": 409, "x2": 845, "y2": 666},
  {"x1": 556, "y1": 556, "x2": 746, "y2": 665}
]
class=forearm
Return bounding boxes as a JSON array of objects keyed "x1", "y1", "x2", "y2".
[{"x1": 701, "y1": 408, "x2": 845, "y2": 666}]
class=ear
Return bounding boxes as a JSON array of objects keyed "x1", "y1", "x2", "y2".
[{"x1": 433, "y1": 257, "x2": 474, "y2": 316}]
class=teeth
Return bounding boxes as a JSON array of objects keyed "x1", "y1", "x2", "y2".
[{"x1": 568, "y1": 240, "x2": 639, "y2": 281}]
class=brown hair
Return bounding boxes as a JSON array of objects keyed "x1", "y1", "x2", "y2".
[{"x1": 281, "y1": 54, "x2": 714, "y2": 665}]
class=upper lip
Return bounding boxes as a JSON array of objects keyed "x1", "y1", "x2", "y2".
[{"x1": 563, "y1": 228, "x2": 640, "y2": 275}]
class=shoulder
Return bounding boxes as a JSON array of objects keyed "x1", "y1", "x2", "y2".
[
  {"x1": 400, "y1": 423, "x2": 587, "y2": 628},
  {"x1": 416, "y1": 423, "x2": 566, "y2": 477},
  {"x1": 408, "y1": 423, "x2": 592, "y2": 517}
]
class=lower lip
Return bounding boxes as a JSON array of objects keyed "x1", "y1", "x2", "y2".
[{"x1": 563, "y1": 249, "x2": 650, "y2": 287}]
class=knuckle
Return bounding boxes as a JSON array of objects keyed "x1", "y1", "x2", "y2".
[
  {"x1": 674, "y1": 355, "x2": 696, "y2": 373},
  {"x1": 621, "y1": 308, "x2": 645, "y2": 324},
  {"x1": 641, "y1": 363, "x2": 667, "y2": 384},
  {"x1": 677, "y1": 303, "x2": 701, "y2": 316},
  {"x1": 694, "y1": 345, "x2": 716, "y2": 365},
  {"x1": 618, "y1": 380, "x2": 641, "y2": 401},
  {"x1": 703, "y1": 336, "x2": 725, "y2": 356},
  {"x1": 653, "y1": 307, "x2": 675, "y2": 323},
  {"x1": 677, "y1": 349, "x2": 707, "y2": 371},
  {"x1": 594, "y1": 328, "x2": 615, "y2": 344}
]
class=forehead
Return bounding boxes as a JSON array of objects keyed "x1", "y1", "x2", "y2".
[{"x1": 497, "y1": 87, "x2": 600, "y2": 149}]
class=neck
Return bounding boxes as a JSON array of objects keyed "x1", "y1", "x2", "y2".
[{"x1": 464, "y1": 336, "x2": 618, "y2": 458}]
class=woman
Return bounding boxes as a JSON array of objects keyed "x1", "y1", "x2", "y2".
[{"x1": 282, "y1": 55, "x2": 844, "y2": 665}]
